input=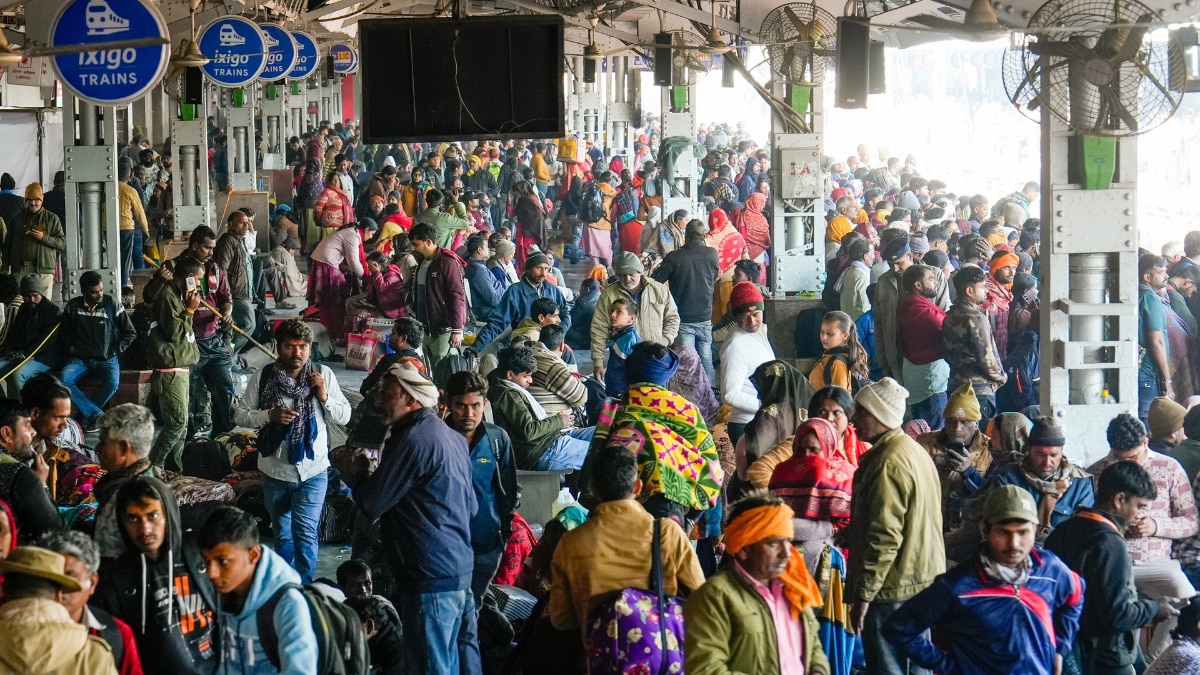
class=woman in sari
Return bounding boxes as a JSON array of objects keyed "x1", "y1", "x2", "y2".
[
  {"x1": 582, "y1": 173, "x2": 619, "y2": 268},
  {"x1": 768, "y1": 418, "x2": 858, "y2": 675},
  {"x1": 734, "y1": 361, "x2": 815, "y2": 497},
  {"x1": 808, "y1": 386, "x2": 870, "y2": 466},
  {"x1": 737, "y1": 192, "x2": 772, "y2": 286},
  {"x1": 401, "y1": 167, "x2": 431, "y2": 217},
  {"x1": 706, "y1": 208, "x2": 749, "y2": 322},
  {"x1": 510, "y1": 180, "x2": 546, "y2": 270},
  {"x1": 313, "y1": 171, "x2": 355, "y2": 241}
]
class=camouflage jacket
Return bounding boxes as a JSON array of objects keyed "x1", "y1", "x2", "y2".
[{"x1": 943, "y1": 299, "x2": 1008, "y2": 395}]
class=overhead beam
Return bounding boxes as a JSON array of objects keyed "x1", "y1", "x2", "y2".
[
  {"x1": 310, "y1": 0, "x2": 367, "y2": 20},
  {"x1": 502, "y1": 0, "x2": 645, "y2": 43},
  {"x1": 624, "y1": 0, "x2": 756, "y2": 40}
]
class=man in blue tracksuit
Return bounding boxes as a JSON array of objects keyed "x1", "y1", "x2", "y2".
[
  {"x1": 884, "y1": 485, "x2": 1085, "y2": 675},
  {"x1": 473, "y1": 252, "x2": 571, "y2": 349},
  {"x1": 197, "y1": 506, "x2": 318, "y2": 674}
]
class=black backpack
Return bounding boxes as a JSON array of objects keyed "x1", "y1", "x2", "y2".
[
  {"x1": 579, "y1": 181, "x2": 605, "y2": 224},
  {"x1": 793, "y1": 305, "x2": 828, "y2": 359},
  {"x1": 820, "y1": 352, "x2": 870, "y2": 394},
  {"x1": 257, "y1": 583, "x2": 370, "y2": 675},
  {"x1": 180, "y1": 437, "x2": 232, "y2": 482},
  {"x1": 997, "y1": 330, "x2": 1040, "y2": 413}
]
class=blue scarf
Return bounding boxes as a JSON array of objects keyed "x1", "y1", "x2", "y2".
[{"x1": 257, "y1": 362, "x2": 318, "y2": 464}]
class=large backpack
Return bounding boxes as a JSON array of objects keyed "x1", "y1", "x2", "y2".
[
  {"x1": 997, "y1": 330, "x2": 1040, "y2": 413},
  {"x1": 793, "y1": 305, "x2": 828, "y2": 359},
  {"x1": 578, "y1": 181, "x2": 605, "y2": 224},
  {"x1": 257, "y1": 582, "x2": 370, "y2": 675},
  {"x1": 611, "y1": 185, "x2": 639, "y2": 226}
]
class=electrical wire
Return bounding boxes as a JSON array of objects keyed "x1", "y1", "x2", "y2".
[
  {"x1": 451, "y1": 32, "x2": 488, "y2": 133},
  {"x1": 0, "y1": 324, "x2": 59, "y2": 384}
]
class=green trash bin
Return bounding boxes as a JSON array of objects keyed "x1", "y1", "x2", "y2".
[{"x1": 1081, "y1": 135, "x2": 1117, "y2": 190}]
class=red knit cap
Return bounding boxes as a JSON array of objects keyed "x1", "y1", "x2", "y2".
[{"x1": 730, "y1": 281, "x2": 764, "y2": 314}]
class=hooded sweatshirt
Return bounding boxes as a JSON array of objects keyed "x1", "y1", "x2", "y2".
[
  {"x1": 95, "y1": 476, "x2": 219, "y2": 675},
  {"x1": 214, "y1": 546, "x2": 318, "y2": 674},
  {"x1": 0, "y1": 597, "x2": 118, "y2": 674}
]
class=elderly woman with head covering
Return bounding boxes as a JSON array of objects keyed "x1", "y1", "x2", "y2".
[
  {"x1": 808, "y1": 386, "x2": 870, "y2": 467},
  {"x1": 706, "y1": 208, "x2": 749, "y2": 322},
  {"x1": 985, "y1": 412, "x2": 1033, "y2": 478}
]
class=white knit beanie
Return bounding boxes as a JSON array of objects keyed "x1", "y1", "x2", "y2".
[{"x1": 854, "y1": 377, "x2": 909, "y2": 430}]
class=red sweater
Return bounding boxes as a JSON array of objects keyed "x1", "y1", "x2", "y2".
[{"x1": 897, "y1": 293, "x2": 947, "y2": 365}]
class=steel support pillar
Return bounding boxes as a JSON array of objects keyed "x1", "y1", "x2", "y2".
[
  {"x1": 62, "y1": 93, "x2": 122, "y2": 296},
  {"x1": 769, "y1": 84, "x2": 825, "y2": 294},
  {"x1": 171, "y1": 113, "x2": 211, "y2": 234},
  {"x1": 261, "y1": 83, "x2": 286, "y2": 170},
  {"x1": 1039, "y1": 102, "x2": 1139, "y2": 465},
  {"x1": 606, "y1": 56, "x2": 634, "y2": 163},
  {"x1": 226, "y1": 103, "x2": 257, "y2": 192},
  {"x1": 659, "y1": 84, "x2": 698, "y2": 220}
]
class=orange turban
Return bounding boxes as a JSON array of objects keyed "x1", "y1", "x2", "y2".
[
  {"x1": 725, "y1": 503, "x2": 822, "y2": 618},
  {"x1": 989, "y1": 252, "x2": 1019, "y2": 276}
]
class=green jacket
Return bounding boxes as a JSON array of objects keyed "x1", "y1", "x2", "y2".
[
  {"x1": 414, "y1": 209, "x2": 469, "y2": 249},
  {"x1": 847, "y1": 427, "x2": 946, "y2": 603},
  {"x1": 147, "y1": 285, "x2": 199, "y2": 369},
  {"x1": 684, "y1": 567, "x2": 831, "y2": 675},
  {"x1": 1169, "y1": 438, "x2": 1200, "y2": 485},
  {"x1": 486, "y1": 376, "x2": 564, "y2": 470},
  {"x1": 7, "y1": 209, "x2": 65, "y2": 275}
]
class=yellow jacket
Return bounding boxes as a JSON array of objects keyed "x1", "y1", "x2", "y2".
[
  {"x1": 549, "y1": 499, "x2": 706, "y2": 632},
  {"x1": 118, "y1": 181, "x2": 149, "y2": 234},
  {"x1": 531, "y1": 153, "x2": 551, "y2": 183}
]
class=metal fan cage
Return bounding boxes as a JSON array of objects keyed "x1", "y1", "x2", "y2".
[
  {"x1": 1001, "y1": 0, "x2": 1183, "y2": 136},
  {"x1": 760, "y1": 3, "x2": 837, "y2": 86},
  {"x1": 666, "y1": 30, "x2": 712, "y2": 85}
]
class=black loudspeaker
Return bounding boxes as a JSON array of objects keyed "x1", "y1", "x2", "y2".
[
  {"x1": 868, "y1": 40, "x2": 886, "y2": 94},
  {"x1": 653, "y1": 32, "x2": 672, "y2": 87},
  {"x1": 835, "y1": 17, "x2": 870, "y2": 109},
  {"x1": 184, "y1": 67, "x2": 203, "y2": 104},
  {"x1": 324, "y1": 55, "x2": 335, "y2": 80},
  {"x1": 583, "y1": 57, "x2": 596, "y2": 84},
  {"x1": 722, "y1": 54, "x2": 735, "y2": 87}
]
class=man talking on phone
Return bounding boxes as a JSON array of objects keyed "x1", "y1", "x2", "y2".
[
  {"x1": 915, "y1": 384, "x2": 994, "y2": 531},
  {"x1": 235, "y1": 319, "x2": 351, "y2": 583},
  {"x1": 146, "y1": 257, "x2": 203, "y2": 470}
]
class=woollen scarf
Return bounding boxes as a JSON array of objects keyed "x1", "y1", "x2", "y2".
[{"x1": 259, "y1": 362, "x2": 319, "y2": 464}]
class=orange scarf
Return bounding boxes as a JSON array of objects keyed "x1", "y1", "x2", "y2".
[{"x1": 725, "y1": 504, "x2": 822, "y2": 618}]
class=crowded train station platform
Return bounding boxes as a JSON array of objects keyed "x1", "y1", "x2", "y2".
[{"x1": 0, "y1": 0, "x2": 1197, "y2": 672}]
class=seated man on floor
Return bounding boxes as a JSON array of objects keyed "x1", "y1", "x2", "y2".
[
  {"x1": 487, "y1": 345, "x2": 594, "y2": 471},
  {"x1": 0, "y1": 275, "x2": 61, "y2": 392},
  {"x1": 58, "y1": 271, "x2": 136, "y2": 430}
]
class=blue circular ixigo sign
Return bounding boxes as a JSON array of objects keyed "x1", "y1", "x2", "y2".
[
  {"x1": 288, "y1": 31, "x2": 319, "y2": 80},
  {"x1": 329, "y1": 43, "x2": 357, "y2": 75},
  {"x1": 198, "y1": 15, "x2": 267, "y2": 87},
  {"x1": 258, "y1": 23, "x2": 297, "y2": 82},
  {"x1": 50, "y1": 0, "x2": 170, "y2": 106}
]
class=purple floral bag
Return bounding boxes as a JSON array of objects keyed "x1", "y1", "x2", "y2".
[{"x1": 583, "y1": 519, "x2": 685, "y2": 675}]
